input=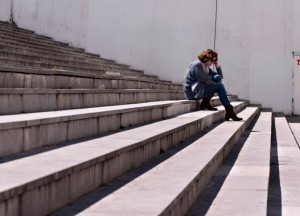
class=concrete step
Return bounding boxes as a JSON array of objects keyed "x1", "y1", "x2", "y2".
[
  {"x1": 187, "y1": 110, "x2": 272, "y2": 216},
  {"x1": 0, "y1": 102, "x2": 247, "y2": 216},
  {"x1": 0, "y1": 66, "x2": 181, "y2": 90},
  {"x1": 0, "y1": 56, "x2": 157, "y2": 80},
  {"x1": 0, "y1": 99, "x2": 194, "y2": 158},
  {"x1": 0, "y1": 21, "x2": 81, "y2": 50},
  {"x1": 0, "y1": 25, "x2": 161, "y2": 81},
  {"x1": 0, "y1": 50, "x2": 157, "y2": 80},
  {"x1": 0, "y1": 22, "x2": 45, "y2": 37},
  {"x1": 0, "y1": 32, "x2": 86, "y2": 55},
  {"x1": 49, "y1": 106, "x2": 258, "y2": 216},
  {"x1": 286, "y1": 116, "x2": 300, "y2": 144},
  {"x1": 0, "y1": 48, "x2": 146, "y2": 75},
  {"x1": 0, "y1": 88, "x2": 185, "y2": 115},
  {"x1": 0, "y1": 24, "x2": 157, "y2": 80},
  {"x1": 0, "y1": 43, "x2": 121, "y2": 66},
  {"x1": 0, "y1": 39, "x2": 117, "y2": 65},
  {"x1": 0, "y1": 21, "x2": 82, "y2": 50},
  {"x1": 0, "y1": 21, "x2": 168, "y2": 82},
  {"x1": 0, "y1": 52, "x2": 126, "y2": 72},
  {"x1": 0, "y1": 44, "x2": 129, "y2": 67},
  {"x1": 0, "y1": 96, "x2": 238, "y2": 158},
  {"x1": 0, "y1": 42, "x2": 146, "y2": 78},
  {"x1": 0, "y1": 24, "x2": 88, "y2": 53},
  {"x1": 267, "y1": 114, "x2": 300, "y2": 215}
]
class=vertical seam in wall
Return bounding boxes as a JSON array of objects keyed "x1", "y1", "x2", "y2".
[
  {"x1": 292, "y1": 52, "x2": 295, "y2": 115},
  {"x1": 10, "y1": 0, "x2": 15, "y2": 24},
  {"x1": 284, "y1": 0, "x2": 287, "y2": 55},
  {"x1": 213, "y1": 0, "x2": 218, "y2": 50}
]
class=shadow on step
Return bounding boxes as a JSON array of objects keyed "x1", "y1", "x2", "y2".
[
  {"x1": 0, "y1": 119, "x2": 162, "y2": 164},
  {"x1": 286, "y1": 115, "x2": 300, "y2": 123},
  {"x1": 186, "y1": 113, "x2": 263, "y2": 216},
  {"x1": 266, "y1": 114, "x2": 282, "y2": 216},
  {"x1": 50, "y1": 119, "x2": 224, "y2": 216}
]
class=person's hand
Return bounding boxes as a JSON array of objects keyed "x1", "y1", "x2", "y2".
[
  {"x1": 214, "y1": 61, "x2": 220, "y2": 68},
  {"x1": 213, "y1": 75, "x2": 222, "y2": 83}
]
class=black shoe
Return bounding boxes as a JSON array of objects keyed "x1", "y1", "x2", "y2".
[
  {"x1": 225, "y1": 105, "x2": 243, "y2": 121},
  {"x1": 200, "y1": 98, "x2": 218, "y2": 110}
]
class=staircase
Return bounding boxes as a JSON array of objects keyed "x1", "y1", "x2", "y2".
[{"x1": 0, "y1": 21, "x2": 299, "y2": 216}]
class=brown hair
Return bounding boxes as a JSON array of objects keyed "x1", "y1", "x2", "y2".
[{"x1": 198, "y1": 49, "x2": 218, "y2": 63}]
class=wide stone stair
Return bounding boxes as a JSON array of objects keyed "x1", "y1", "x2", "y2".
[{"x1": 0, "y1": 21, "x2": 299, "y2": 216}]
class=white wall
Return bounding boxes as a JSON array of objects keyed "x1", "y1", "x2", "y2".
[
  {"x1": 216, "y1": 0, "x2": 298, "y2": 113},
  {"x1": 11, "y1": 0, "x2": 90, "y2": 48},
  {"x1": 291, "y1": 0, "x2": 300, "y2": 114},
  {"x1": 292, "y1": 0, "x2": 300, "y2": 53},
  {"x1": 86, "y1": 0, "x2": 216, "y2": 81},
  {"x1": 0, "y1": 0, "x2": 12, "y2": 22},
  {"x1": 0, "y1": 0, "x2": 299, "y2": 114}
]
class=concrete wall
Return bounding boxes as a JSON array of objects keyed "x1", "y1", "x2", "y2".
[
  {"x1": 216, "y1": 0, "x2": 300, "y2": 114},
  {"x1": 0, "y1": 0, "x2": 299, "y2": 114},
  {"x1": 0, "y1": 0, "x2": 11, "y2": 22},
  {"x1": 11, "y1": 0, "x2": 90, "y2": 48},
  {"x1": 86, "y1": 0, "x2": 216, "y2": 82}
]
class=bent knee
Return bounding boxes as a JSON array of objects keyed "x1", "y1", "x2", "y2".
[{"x1": 214, "y1": 82, "x2": 224, "y2": 88}]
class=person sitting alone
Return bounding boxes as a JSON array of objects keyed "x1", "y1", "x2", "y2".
[{"x1": 183, "y1": 49, "x2": 242, "y2": 121}]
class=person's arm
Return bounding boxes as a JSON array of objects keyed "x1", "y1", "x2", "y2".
[
  {"x1": 208, "y1": 64, "x2": 223, "y2": 83},
  {"x1": 196, "y1": 65, "x2": 214, "y2": 85},
  {"x1": 214, "y1": 62, "x2": 223, "y2": 78},
  {"x1": 208, "y1": 68, "x2": 218, "y2": 76},
  {"x1": 216, "y1": 66, "x2": 223, "y2": 79}
]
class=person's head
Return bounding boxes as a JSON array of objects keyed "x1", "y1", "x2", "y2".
[{"x1": 198, "y1": 49, "x2": 218, "y2": 66}]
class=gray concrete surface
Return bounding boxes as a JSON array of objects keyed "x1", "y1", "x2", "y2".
[
  {"x1": 0, "y1": 102, "x2": 246, "y2": 216},
  {"x1": 55, "y1": 107, "x2": 257, "y2": 216},
  {"x1": 188, "y1": 111, "x2": 272, "y2": 216}
]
